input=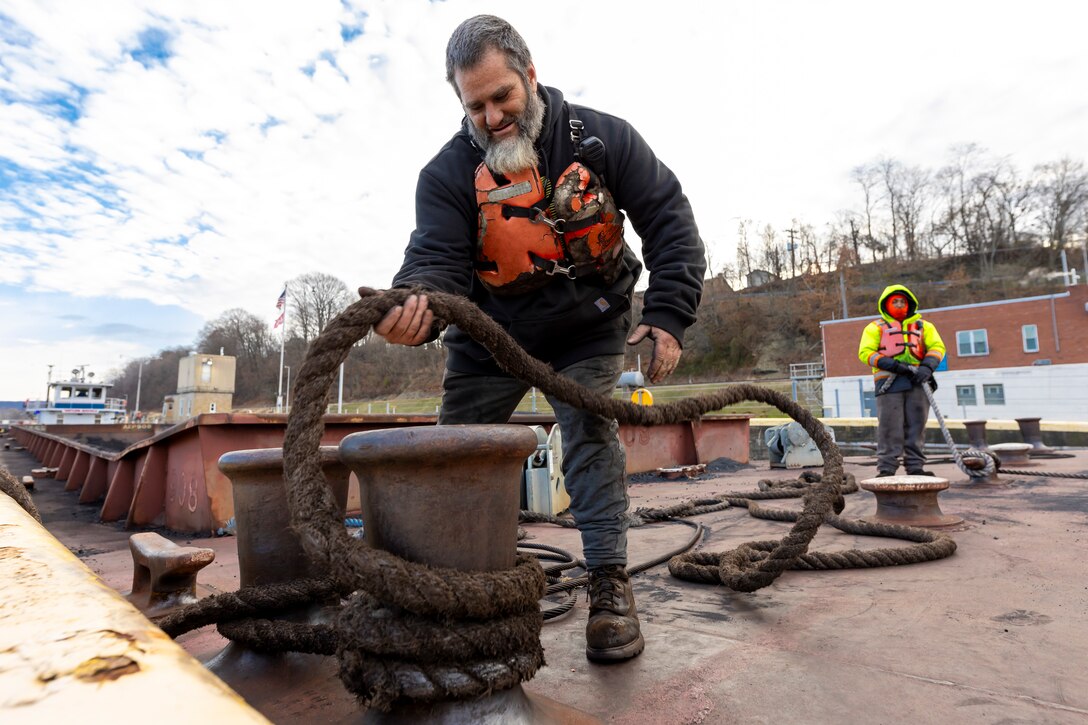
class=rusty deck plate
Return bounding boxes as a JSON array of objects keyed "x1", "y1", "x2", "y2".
[{"x1": 4, "y1": 444, "x2": 1087, "y2": 723}]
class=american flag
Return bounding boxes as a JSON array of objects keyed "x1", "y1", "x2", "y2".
[
  {"x1": 273, "y1": 312, "x2": 285, "y2": 328},
  {"x1": 276, "y1": 287, "x2": 286, "y2": 310}
]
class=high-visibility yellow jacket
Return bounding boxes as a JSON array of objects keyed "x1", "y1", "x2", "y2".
[{"x1": 858, "y1": 284, "x2": 946, "y2": 390}]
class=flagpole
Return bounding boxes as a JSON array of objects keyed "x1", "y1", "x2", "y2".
[{"x1": 276, "y1": 281, "x2": 287, "y2": 412}]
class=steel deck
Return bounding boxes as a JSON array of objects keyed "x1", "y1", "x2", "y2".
[{"x1": 2, "y1": 443, "x2": 1086, "y2": 724}]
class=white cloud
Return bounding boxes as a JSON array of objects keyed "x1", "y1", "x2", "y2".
[{"x1": 1, "y1": 0, "x2": 1087, "y2": 399}]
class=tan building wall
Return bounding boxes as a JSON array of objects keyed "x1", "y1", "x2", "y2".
[
  {"x1": 177, "y1": 353, "x2": 236, "y2": 394},
  {"x1": 166, "y1": 354, "x2": 236, "y2": 423}
]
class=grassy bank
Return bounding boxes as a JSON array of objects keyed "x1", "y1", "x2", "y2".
[{"x1": 327, "y1": 379, "x2": 800, "y2": 418}]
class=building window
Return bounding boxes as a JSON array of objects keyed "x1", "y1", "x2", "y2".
[
  {"x1": 1022, "y1": 324, "x2": 1039, "y2": 353},
  {"x1": 983, "y1": 384, "x2": 1005, "y2": 405},
  {"x1": 956, "y1": 329, "x2": 989, "y2": 356},
  {"x1": 956, "y1": 385, "x2": 977, "y2": 406}
]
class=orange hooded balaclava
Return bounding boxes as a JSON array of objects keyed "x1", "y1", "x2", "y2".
[{"x1": 884, "y1": 292, "x2": 911, "y2": 321}]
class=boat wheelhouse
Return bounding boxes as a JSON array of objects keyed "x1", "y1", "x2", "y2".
[{"x1": 33, "y1": 369, "x2": 126, "y2": 424}]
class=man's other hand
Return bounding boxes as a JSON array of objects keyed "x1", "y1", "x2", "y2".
[
  {"x1": 627, "y1": 325, "x2": 681, "y2": 384},
  {"x1": 374, "y1": 294, "x2": 434, "y2": 346}
]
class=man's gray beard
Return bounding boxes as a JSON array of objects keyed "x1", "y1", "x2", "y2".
[{"x1": 470, "y1": 86, "x2": 544, "y2": 176}]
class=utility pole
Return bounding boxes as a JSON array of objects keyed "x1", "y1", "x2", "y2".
[
  {"x1": 839, "y1": 268, "x2": 849, "y2": 318},
  {"x1": 134, "y1": 361, "x2": 144, "y2": 414},
  {"x1": 785, "y1": 228, "x2": 798, "y2": 278},
  {"x1": 285, "y1": 366, "x2": 291, "y2": 412}
]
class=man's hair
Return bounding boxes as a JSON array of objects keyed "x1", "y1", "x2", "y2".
[{"x1": 445, "y1": 15, "x2": 532, "y2": 92}]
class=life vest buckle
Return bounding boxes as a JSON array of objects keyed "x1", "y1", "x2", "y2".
[
  {"x1": 530, "y1": 208, "x2": 566, "y2": 234},
  {"x1": 545, "y1": 260, "x2": 577, "y2": 279}
]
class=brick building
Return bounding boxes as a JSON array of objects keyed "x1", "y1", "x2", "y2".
[{"x1": 820, "y1": 286, "x2": 1088, "y2": 421}]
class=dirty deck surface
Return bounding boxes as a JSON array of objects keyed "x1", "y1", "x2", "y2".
[{"x1": 4, "y1": 444, "x2": 1088, "y2": 724}]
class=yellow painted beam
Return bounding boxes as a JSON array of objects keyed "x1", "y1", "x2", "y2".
[{"x1": 0, "y1": 495, "x2": 269, "y2": 724}]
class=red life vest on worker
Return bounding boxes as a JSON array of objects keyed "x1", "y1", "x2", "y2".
[
  {"x1": 878, "y1": 319, "x2": 927, "y2": 361},
  {"x1": 473, "y1": 160, "x2": 626, "y2": 295}
]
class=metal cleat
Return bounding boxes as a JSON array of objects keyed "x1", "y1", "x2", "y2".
[
  {"x1": 1014, "y1": 416, "x2": 1052, "y2": 454},
  {"x1": 859, "y1": 475, "x2": 963, "y2": 527},
  {"x1": 125, "y1": 532, "x2": 215, "y2": 618},
  {"x1": 963, "y1": 420, "x2": 989, "y2": 450},
  {"x1": 989, "y1": 442, "x2": 1034, "y2": 467}
]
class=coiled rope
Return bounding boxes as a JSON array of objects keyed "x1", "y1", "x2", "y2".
[
  {"x1": 161, "y1": 288, "x2": 952, "y2": 710},
  {"x1": 523, "y1": 470, "x2": 956, "y2": 590}
]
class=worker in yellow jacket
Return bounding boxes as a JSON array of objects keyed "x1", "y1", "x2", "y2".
[{"x1": 858, "y1": 284, "x2": 946, "y2": 476}]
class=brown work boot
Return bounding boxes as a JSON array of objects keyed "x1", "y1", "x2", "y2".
[{"x1": 585, "y1": 565, "x2": 645, "y2": 662}]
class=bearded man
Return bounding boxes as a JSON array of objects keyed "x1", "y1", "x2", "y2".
[{"x1": 375, "y1": 14, "x2": 705, "y2": 663}]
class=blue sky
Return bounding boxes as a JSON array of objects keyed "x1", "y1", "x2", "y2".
[{"x1": 1, "y1": 0, "x2": 1087, "y2": 400}]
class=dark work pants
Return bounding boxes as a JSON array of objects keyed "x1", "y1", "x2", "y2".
[
  {"x1": 876, "y1": 383, "x2": 930, "y2": 474},
  {"x1": 438, "y1": 354, "x2": 628, "y2": 568}
]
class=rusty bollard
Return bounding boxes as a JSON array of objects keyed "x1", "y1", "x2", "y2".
[
  {"x1": 339, "y1": 425, "x2": 599, "y2": 725},
  {"x1": 206, "y1": 446, "x2": 352, "y2": 711},
  {"x1": 125, "y1": 532, "x2": 215, "y2": 618},
  {"x1": 989, "y1": 442, "x2": 1034, "y2": 467},
  {"x1": 1014, "y1": 417, "x2": 1052, "y2": 454},
  {"x1": 963, "y1": 420, "x2": 988, "y2": 450},
  {"x1": 859, "y1": 475, "x2": 963, "y2": 527}
]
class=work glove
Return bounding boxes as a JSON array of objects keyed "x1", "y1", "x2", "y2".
[
  {"x1": 912, "y1": 365, "x2": 933, "y2": 385},
  {"x1": 875, "y1": 357, "x2": 913, "y2": 376}
]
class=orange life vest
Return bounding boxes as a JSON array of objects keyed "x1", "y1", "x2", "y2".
[
  {"x1": 473, "y1": 161, "x2": 626, "y2": 295},
  {"x1": 878, "y1": 319, "x2": 926, "y2": 361}
]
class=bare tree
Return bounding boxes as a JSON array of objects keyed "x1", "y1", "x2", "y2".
[
  {"x1": 735, "y1": 219, "x2": 754, "y2": 284},
  {"x1": 197, "y1": 309, "x2": 277, "y2": 402},
  {"x1": 1031, "y1": 157, "x2": 1088, "y2": 255},
  {"x1": 877, "y1": 158, "x2": 902, "y2": 259},
  {"x1": 878, "y1": 158, "x2": 930, "y2": 260},
  {"x1": 851, "y1": 163, "x2": 885, "y2": 260},
  {"x1": 892, "y1": 163, "x2": 926, "y2": 260},
  {"x1": 933, "y1": 144, "x2": 990, "y2": 258},
  {"x1": 704, "y1": 240, "x2": 718, "y2": 280},
  {"x1": 933, "y1": 145, "x2": 1033, "y2": 275},
  {"x1": 108, "y1": 347, "x2": 192, "y2": 415},
  {"x1": 994, "y1": 166, "x2": 1032, "y2": 251},
  {"x1": 718, "y1": 261, "x2": 739, "y2": 291},
  {"x1": 758, "y1": 224, "x2": 783, "y2": 278},
  {"x1": 831, "y1": 211, "x2": 864, "y2": 263},
  {"x1": 795, "y1": 222, "x2": 824, "y2": 275},
  {"x1": 289, "y1": 272, "x2": 354, "y2": 343}
]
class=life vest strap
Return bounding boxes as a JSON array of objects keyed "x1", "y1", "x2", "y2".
[
  {"x1": 528, "y1": 251, "x2": 600, "y2": 280},
  {"x1": 501, "y1": 204, "x2": 602, "y2": 234}
]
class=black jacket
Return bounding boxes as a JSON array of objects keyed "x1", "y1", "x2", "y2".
[{"x1": 393, "y1": 85, "x2": 705, "y2": 375}]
